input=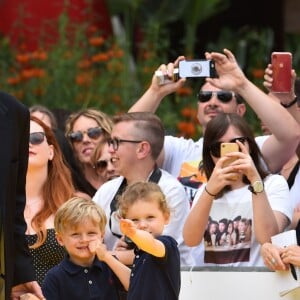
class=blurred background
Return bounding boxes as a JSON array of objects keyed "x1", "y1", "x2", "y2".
[{"x1": 0, "y1": 0, "x2": 299, "y2": 137}]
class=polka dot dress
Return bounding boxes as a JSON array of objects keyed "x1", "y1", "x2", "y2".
[{"x1": 26, "y1": 228, "x2": 66, "y2": 285}]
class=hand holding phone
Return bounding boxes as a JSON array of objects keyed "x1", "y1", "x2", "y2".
[{"x1": 271, "y1": 52, "x2": 292, "y2": 93}]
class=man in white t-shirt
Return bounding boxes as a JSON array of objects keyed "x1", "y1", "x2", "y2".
[{"x1": 129, "y1": 49, "x2": 300, "y2": 203}]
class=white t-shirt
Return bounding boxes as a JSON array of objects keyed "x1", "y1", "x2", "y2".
[
  {"x1": 190, "y1": 174, "x2": 292, "y2": 267},
  {"x1": 92, "y1": 169, "x2": 194, "y2": 266}
]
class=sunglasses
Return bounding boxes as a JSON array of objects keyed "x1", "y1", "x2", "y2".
[
  {"x1": 209, "y1": 137, "x2": 249, "y2": 158},
  {"x1": 93, "y1": 159, "x2": 109, "y2": 171},
  {"x1": 197, "y1": 91, "x2": 234, "y2": 103},
  {"x1": 68, "y1": 127, "x2": 103, "y2": 143},
  {"x1": 29, "y1": 132, "x2": 46, "y2": 145},
  {"x1": 108, "y1": 137, "x2": 142, "y2": 151}
]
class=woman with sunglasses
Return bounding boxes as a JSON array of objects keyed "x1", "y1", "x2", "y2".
[
  {"x1": 25, "y1": 116, "x2": 75, "y2": 284},
  {"x1": 183, "y1": 113, "x2": 292, "y2": 266},
  {"x1": 90, "y1": 138, "x2": 119, "y2": 184},
  {"x1": 65, "y1": 109, "x2": 113, "y2": 195}
]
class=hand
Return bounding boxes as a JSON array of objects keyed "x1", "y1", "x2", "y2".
[
  {"x1": 114, "y1": 236, "x2": 131, "y2": 251},
  {"x1": 150, "y1": 56, "x2": 186, "y2": 96},
  {"x1": 261, "y1": 242, "x2": 287, "y2": 271},
  {"x1": 229, "y1": 140, "x2": 261, "y2": 183},
  {"x1": 89, "y1": 238, "x2": 107, "y2": 261},
  {"x1": 263, "y1": 63, "x2": 297, "y2": 102},
  {"x1": 11, "y1": 281, "x2": 45, "y2": 300},
  {"x1": 120, "y1": 219, "x2": 136, "y2": 237},
  {"x1": 205, "y1": 49, "x2": 247, "y2": 92},
  {"x1": 20, "y1": 293, "x2": 40, "y2": 300},
  {"x1": 281, "y1": 245, "x2": 300, "y2": 266}
]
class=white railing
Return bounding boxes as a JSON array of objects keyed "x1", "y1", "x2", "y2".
[{"x1": 180, "y1": 267, "x2": 300, "y2": 300}]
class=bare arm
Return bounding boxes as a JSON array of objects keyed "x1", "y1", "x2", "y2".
[
  {"x1": 205, "y1": 49, "x2": 300, "y2": 173},
  {"x1": 89, "y1": 240, "x2": 130, "y2": 290},
  {"x1": 129, "y1": 56, "x2": 186, "y2": 113},
  {"x1": 120, "y1": 219, "x2": 165, "y2": 257}
]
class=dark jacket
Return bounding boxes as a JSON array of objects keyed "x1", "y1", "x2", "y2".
[{"x1": 0, "y1": 92, "x2": 35, "y2": 299}]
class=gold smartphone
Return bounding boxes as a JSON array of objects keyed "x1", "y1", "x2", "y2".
[{"x1": 220, "y1": 143, "x2": 239, "y2": 167}]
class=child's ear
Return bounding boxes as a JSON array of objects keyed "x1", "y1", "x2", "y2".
[
  {"x1": 164, "y1": 212, "x2": 171, "y2": 225},
  {"x1": 55, "y1": 232, "x2": 64, "y2": 246}
]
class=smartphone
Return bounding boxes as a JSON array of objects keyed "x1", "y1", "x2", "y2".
[
  {"x1": 179, "y1": 60, "x2": 216, "y2": 78},
  {"x1": 271, "y1": 52, "x2": 292, "y2": 93},
  {"x1": 220, "y1": 143, "x2": 239, "y2": 167}
]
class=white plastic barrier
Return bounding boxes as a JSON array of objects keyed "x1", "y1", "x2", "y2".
[{"x1": 179, "y1": 267, "x2": 300, "y2": 300}]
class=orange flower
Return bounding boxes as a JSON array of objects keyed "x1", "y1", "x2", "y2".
[
  {"x1": 176, "y1": 86, "x2": 193, "y2": 96},
  {"x1": 75, "y1": 73, "x2": 92, "y2": 86},
  {"x1": 7, "y1": 76, "x2": 21, "y2": 85},
  {"x1": 89, "y1": 36, "x2": 105, "y2": 47},
  {"x1": 21, "y1": 69, "x2": 36, "y2": 80},
  {"x1": 91, "y1": 53, "x2": 110, "y2": 63},
  {"x1": 16, "y1": 53, "x2": 31, "y2": 64},
  {"x1": 177, "y1": 121, "x2": 196, "y2": 138},
  {"x1": 32, "y1": 68, "x2": 46, "y2": 78},
  {"x1": 252, "y1": 68, "x2": 265, "y2": 79},
  {"x1": 181, "y1": 107, "x2": 197, "y2": 118},
  {"x1": 78, "y1": 59, "x2": 92, "y2": 69}
]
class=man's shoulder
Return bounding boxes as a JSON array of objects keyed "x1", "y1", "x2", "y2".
[{"x1": 92, "y1": 176, "x2": 124, "y2": 206}]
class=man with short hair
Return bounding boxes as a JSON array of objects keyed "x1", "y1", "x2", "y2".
[{"x1": 93, "y1": 112, "x2": 193, "y2": 266}]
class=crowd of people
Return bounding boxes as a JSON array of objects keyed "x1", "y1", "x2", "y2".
[{"x1": 1, "y1": 48, "x2": 300, "y2": 299}]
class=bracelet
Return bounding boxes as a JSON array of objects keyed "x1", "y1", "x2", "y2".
[
  {"x1": 281, "y1": 96, "x2": 297, "y2": 108},
  {"x1": 205, "y1": 186, "x2": 217, "y2": 197}
]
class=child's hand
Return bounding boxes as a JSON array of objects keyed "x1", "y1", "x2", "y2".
[
  {"x1": 20, "y1": 294, "x2": 40, "y2": 300},
  {"x1": 120, "y1": 219, "x2": 136, "y2": 237},
  {"x1": 89, "y1": 238, "x2": 107, "y2": 260}
]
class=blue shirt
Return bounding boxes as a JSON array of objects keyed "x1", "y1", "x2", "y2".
[
  {"x1": 128, "y1": 235, "x2": 181, "y2": 300},
  {"x1": 42, "y1": 255, "x2": 122, "y2": 300}
]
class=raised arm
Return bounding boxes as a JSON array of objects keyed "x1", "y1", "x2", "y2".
[
  {"x1": 205, "y1": 49, "x2": 300, "y2": 173},
  {"x1": 120, "y1": 219, "x2": 165, "y2": 257},
  {"x1": 129, "y1": 56, "x2": 186, "y2": 113}
]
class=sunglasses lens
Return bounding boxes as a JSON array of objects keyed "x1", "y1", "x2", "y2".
[
  {"x1": 69, "y1": 131, "x2": 83, "y2": 143},
  {"x1": 87, "y1": 127, "x2": 102, "y2": 139},
  {"x1": 95, "y1": 160, "x2": 108, "y2": 171},
  {"x1": 217, "y1": 92, "x2": 233, "y2": 103},
  {"x1": 30, "y1": 132, "x2": 45, "y2": 145},
  {"x1": 197, "y1": 91, "x2": 212, "y2": 102},
  {"x1": 209, "y1": 142, "x2": 221, "y2": 157}
]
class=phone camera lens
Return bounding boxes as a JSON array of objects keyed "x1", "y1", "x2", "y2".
[{"x1": 191, "y1": 63, "x2": 202, "y2": 75}]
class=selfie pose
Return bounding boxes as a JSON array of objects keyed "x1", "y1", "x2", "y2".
[{"x1": 183, "y1": 113, "x2": 292, "y2": 266}]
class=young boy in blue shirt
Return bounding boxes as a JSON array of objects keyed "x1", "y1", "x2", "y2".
[{"x1": 42, "y1": 197, "x2": 130, "y2": 300}]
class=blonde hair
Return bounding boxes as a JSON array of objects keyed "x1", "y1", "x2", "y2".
[
  {"x1": 118, "y1": 181, "x2": 170, "y2": 218},
  {"x1": 54, "y1": 197, "x2": 107, "y2": 235}
]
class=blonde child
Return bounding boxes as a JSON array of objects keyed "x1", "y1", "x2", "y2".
[{"x1": 42, "y1": 197, "x2": 129, "y2": 300}]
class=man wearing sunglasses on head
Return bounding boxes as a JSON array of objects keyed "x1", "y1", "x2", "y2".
[{"x1": 129, "y1": 49, "x2": 300, "y2": 204}]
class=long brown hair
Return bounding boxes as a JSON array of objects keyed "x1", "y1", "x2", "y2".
[{"x1": 29, "y1": 116, "x2": 75, "y2": 248}]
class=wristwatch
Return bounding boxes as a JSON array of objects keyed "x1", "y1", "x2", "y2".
[{"x1": 248, "y1": 180, "x2": 264, "y2": 195}]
